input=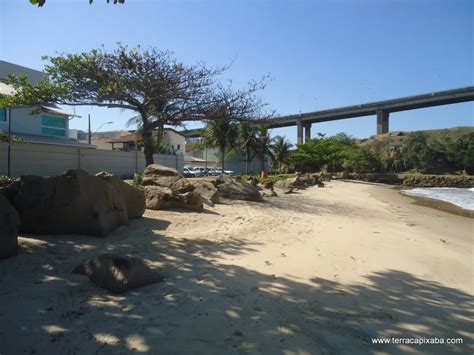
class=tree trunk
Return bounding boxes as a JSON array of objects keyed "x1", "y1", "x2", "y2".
[
  {"x1": 245, "y1": 150, "x2": 249, "y2": 175},
  {"x1": 221, "y1": 151, "x2": 225, "y2": 174},
  {"x1": 142, "y1": 114, "x2": 154, "y2": 166}
]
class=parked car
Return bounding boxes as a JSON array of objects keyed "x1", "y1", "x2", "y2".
[
  {"x1": 206, "y1": 168, "x2": 219, "y2": 176},
  {"x1": 190, "y1": 167, "x2": 204, "y2": 177},
  {"x1": 224, "y1": 170, "x2": 235, "y2": 176},
  {"x1": 183, "y1": 167, "x2": 198, "y2": 178}
]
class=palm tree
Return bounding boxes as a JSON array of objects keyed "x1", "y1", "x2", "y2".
[
  {"x1": 238, "y1": 121, "x2": 259, "y2": 174},
  {"x1": 255, "y1": 124, "x2": 275, "y2": 173},
  {"x1": 272, "y1": 135, "x2": 293, "y2": 173},
  {"x1": 204, "y1": 119, "x2": 239, "y2": 174}
]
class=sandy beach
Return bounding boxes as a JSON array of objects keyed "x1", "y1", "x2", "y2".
[{"x1": 0, "y1": 180, "x2": 472, "y2": 354}]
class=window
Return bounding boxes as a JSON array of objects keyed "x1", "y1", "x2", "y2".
[
  {"x1": 177, "y1": 144, "x2": 181, "y2": 150},
  {"x1": 41, "y1": 115, "x2": 66, "y2": 137},
  {"x1": 0, "y1": 109, "x2": 6, "y2": 122}
]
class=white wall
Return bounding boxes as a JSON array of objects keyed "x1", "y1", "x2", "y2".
[{"x1": 0, "y1": 143, "x2": 183, "y2": 178}]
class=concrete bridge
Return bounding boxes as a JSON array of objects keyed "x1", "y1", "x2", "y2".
[{"x1": 264, "y1": 86, "x2": 474, "y2": 144}]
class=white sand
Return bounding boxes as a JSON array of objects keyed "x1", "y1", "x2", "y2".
[{"x1": 0, "y1": 181, "x2": 472, "y2": 354}]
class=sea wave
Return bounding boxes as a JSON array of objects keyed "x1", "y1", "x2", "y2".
[{"x1": 401, "y1": 187, "x2": 474, "y2": 211}]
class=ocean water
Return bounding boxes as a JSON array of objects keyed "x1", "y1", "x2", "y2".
[{"x1": 401, "y1": 187, "x2": 474, "y2": 211}]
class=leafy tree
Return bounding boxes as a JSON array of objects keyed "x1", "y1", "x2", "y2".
[
  {"x1": 238, "y1": 121, "x2": 258, "y2": 175},
  {"x1": 30, "y1": 0, "x2": 124, "y2": 6},
  {"x1": 292, "y1": 135, "x2": 343, "y2": 173},
  {"x1": 0, "y1": 131, "x2": 25, "y2": 144},
  {"x1": 201, "y1": 81, "x2": 271, "y2": 173},
  {"x1": 0, "y1": 45, "x2": 225, "y2": 166},
  {"x1": 203, "y1": 118, "x2": 239, "y2": 174},
  {"x1": 271, "y1": 135, "x2": 293, "y2": 172},
  {"x1": 342, "y1": 146, "x2": 379, "y2": 173},
  {"x1": 255, "y1": 125, "x2": 275, "y2": 172}
]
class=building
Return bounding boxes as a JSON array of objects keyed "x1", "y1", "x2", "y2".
[
  {"x1": 103, "y1": 128, "x2": 186, "y2": 155},
  {"x1": 0, "y1": 60, "x2": 92, "y2": 148}
]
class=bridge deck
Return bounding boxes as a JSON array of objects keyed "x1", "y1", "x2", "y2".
[{"x1": 265, "y1": 86, "x2": 474, "y2": 128}]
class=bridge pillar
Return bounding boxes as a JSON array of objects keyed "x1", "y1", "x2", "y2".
[
  {"x1": 297, "y1": 119, "x2": 303, "y2": 144},
  {"x1": 376, "y1": 109, "x2": 389, "y2": 134},
  {"x1": 304, "y1": 123, "x2": 311, "y2": 143}
]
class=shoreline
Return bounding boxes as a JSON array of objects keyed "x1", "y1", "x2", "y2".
[{"x1": 340, "y1": 179, "x2": 473, "y2": 218}]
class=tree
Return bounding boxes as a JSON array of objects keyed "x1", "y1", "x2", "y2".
[
  {"x1": 271, "y1": 135, "x2": 292, "y2": 173},
  {"x1": 291, "y1": 135, "x2": 343, "y2": 173},
  {"x1": 255, "y1": 124, "x2": 275, "y2": 172},
  {"x1": 342, "y1": 146, "x2": 379, "y2": 173},
  {"x1": 203, "y1": 118, "x2": 239, "y2": 174},
  {"x1": 201, "y1": 81, "x2": 271, "y2": 174},
  {"x1": 238, "y1": 121, "x2": 258, "y2": 174},
  {"x1": 0, "y1": 45, "x2": 225, "y2": 166},
  {"x1": 30, "y1": 0, "x2": 124, "y2": 6}
]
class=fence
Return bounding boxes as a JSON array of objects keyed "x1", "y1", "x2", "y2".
[{"x1": 0, "y1": 143, "x2": 183, "y2": 178}]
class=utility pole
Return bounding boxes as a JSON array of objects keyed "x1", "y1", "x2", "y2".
[
  {"x1": 88, "y1": 114, "x2": 91, "y2": 145},
  {"x1": 7, "y1": 108, "x2": 12, "y2": 178}
]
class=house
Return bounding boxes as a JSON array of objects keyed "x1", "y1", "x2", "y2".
[
  {"x1": 0, "y1": 60, "x2": 92, "y2": 148},
  {"x1": 104, "y1": 128, "x2": 186, "y2": 155}
]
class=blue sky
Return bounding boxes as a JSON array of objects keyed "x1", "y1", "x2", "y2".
[{"x1": 0, "y1": 0, "x2": 472, "y2": 143}]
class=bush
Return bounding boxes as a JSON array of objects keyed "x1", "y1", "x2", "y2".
[{"x1": 0, "y1": 176, "x2": 12, "y2": 189}]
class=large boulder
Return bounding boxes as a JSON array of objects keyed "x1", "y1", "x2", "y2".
[
  {"x1": 142, "y1": 175, "x2": 194, "y2": 193},
  {"x1": 0, "y1": 194, "x2": 20, "y2": 258},
  {"x1": 96, "y1": 172, "x2": 145, "y2": 219},
  {"x1": 73, "y1": 253, "x2": 163, "y2": 294},
  {"x1": 144, "y1": 186, "x2": 204, "y2": 212},
  {"x1": 142, "y1": 164, "x2": 204, "y2": 212},
  {"x1": 3, "y1": 170, "x2": 129, "y2": 237},
  {"x1": 215, "y1": 176, "x2": 264, "y2": 202},
  {"x1": 143, "y1": 164, "x2": 179, "y2": 177},
  {"x1": 192, "y1": 181, "x2": 220, "y2": 204}
]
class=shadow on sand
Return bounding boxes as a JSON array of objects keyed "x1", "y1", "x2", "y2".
[{"x1": 0, "y1": 215, "x2": 472, "y2": 354}]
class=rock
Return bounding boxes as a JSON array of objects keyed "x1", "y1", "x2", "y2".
[
  {"x1": 96, "y1": 172, "x2": 145, "y2": 219},
  {"x1": 0, "y1": 194, "x2": 20, "y2": 258},
  {"x1": 246, "y1": 177, "x2": 259, "y2": 186},
  {"x1": 216, "y1": 176, "x2": 264, "y2": 202},
  {"x1": 274, "y1": 179, "x2": 294, "y2": 194},
  {"x1": 3, "y1": 170, "x2": 129, "y2": 237},
  {"x1": 144, "y1": 186, "x2": 204, "y2": 212},
  {"x1": 143, "y1": 164, "x2": 179, "y2": 177},
  {"x1": 142, "y1": 164, "x2": 194, "y2": 193},
  {"x1": 73, "y1": 253, "x2": 163, "y2": 294},
  {"x1": 192, "y1": 181, "x2": 220, "y2": 204}
]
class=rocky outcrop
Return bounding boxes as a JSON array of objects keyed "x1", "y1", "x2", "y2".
[
  {"x1": 144, "y1": 186, "x2": 204, "y2": 212},
  {"x1": 0, "y1": 194, "x2": 20, "y2": 258},
  {"x1": 192, "y1": 181, "x2": 220, "y2": 204},
  {"x1": 73, "y1": 253, "x2": 163, "y2": 294},
  {"x1": 215, "y1": 176, "x2": 264, "y2": 202},
  {"x1": 96, "y1": 172, "x2": 145, "y2": 219},
  {"x1": 2, "y1": 170, "x2": 130, "y2": 237},
  {"x1": 142, "y1": 164, "x2": 204, "y2": 212},
  {"x1": 332, "y1": 172, "x2": 474, "y2": 188},
  {"x1": 402, "y1": 175, "x2": 474, "y2": 188}
]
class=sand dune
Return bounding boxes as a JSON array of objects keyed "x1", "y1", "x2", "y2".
[{"x1": 0, "y1": 181, "x2": 472, "y2": 354}]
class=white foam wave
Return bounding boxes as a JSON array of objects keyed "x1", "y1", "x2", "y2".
[{"x1": 401, "y1": 187, "x2": 474, "y2": 211}]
